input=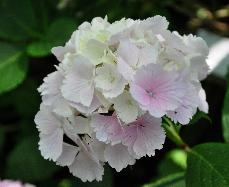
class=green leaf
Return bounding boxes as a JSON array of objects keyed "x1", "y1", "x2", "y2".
[
  {"x1": 12, "y1": 80, "x2": 40, "y2": 118},
  {"x1": 46, "y1": 18, "x2": 76, "y2": 45},
  {"x1": 0, "y1": 0, "x2": 41, "y2": 41},
  {"x1": 27, "y1": 18, "x2": 76, "y2": 57},
  {"x1": 5, "y1": 137, "x2": 59, "y2": 182},
  {"x1": 142, "y1": 172, "x2": 185, "y2": 187},
  {"x1": 27, "y1": 41, "x2": 52, "y2": 57},
  {"x1": 186, "y1": 143, "x2": 229, "y2": 187},
  {"x1": 0, "y1": 42, "x2": 28, "y2": 94},
  {"x1": 222, "y1": 80, "x2": 229, "y2": 142}
]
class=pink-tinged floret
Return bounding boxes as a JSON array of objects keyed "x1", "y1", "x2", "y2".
[
  {"x1": 130, "y1": 64, "x2": 186, "y2": 117},
  {"x1": 122, "y1": 113, "x2": 165, "y2": 158},
  {"x1": 91, "y1": 114, "x2": 123, "y2": 145}
]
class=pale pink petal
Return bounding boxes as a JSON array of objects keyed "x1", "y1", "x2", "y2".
[
  {"x1": 130, "y1": 64, "x2": 186, "y2": 117},
  {"x1": 130, "y1": 84, "x2": 151, "y2": 107},
  {"x1": 104, "y1": 144, "x2": 135, "y2": 172},
  {"x1": 0, "y1": 180, "x2": 23, "y2": 187},
  {"x1": 167, "y1": 105, "x2": 196, "y2": 125},
  {"x1": 122, "y1": 114, "x2": 165, "y2": 158},
  {"x1": 167, "y1": 84, "x2": 199, "y2": 125},
  {"x1": 91, "y1": 114, "x2": 123, "y2": 144}
]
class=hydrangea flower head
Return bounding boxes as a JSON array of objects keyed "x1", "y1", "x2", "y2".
[{"x1": 35, "y1": 15, "x2": 209, "y2": 182}]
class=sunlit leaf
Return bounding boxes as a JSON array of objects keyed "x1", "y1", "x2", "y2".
[
  {"x1": 186, "y1": 143, "x2": 229, "y2": 187},
  {"x1": 142, "y1": 172, "x2": 185, "y2": 187}
]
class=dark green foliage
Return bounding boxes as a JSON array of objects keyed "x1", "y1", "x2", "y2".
[
  {"x1": 27, "y1": 18, "x2": 76, "y2": 57},
  {"x1": 5, "y1": 137, "x2": 60, "y2": 181}
]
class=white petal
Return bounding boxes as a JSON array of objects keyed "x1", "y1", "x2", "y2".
[
  {"x1": 138, "y1": 44, "x2": 159, "y2": 65},
  {"x1": 64, "y1": 116, "x2": 92, "y2": 135},
  {"x1": 51, "y1": 46, "x2": 74, "y2": 62},
  {"x1": 39, "y1": 128, "x2": 63, "y2": 161},
  {"x1": 79, "y1": 83, "x2": 95, "y2": 107},
  {"x1": 69, "y1": 151, "x2": 104, "y2": 182},
  {"x1": 96, "y1": 91, "x2": 112, "y2": 113},
  {"x1": 56, "y1": 143, "x2": 79, "y2": 166},
  {"x1": 183, "y1": 34, "x2": 209, "y2": 57},
  {"x1": 95, "y1": 63, "x2": 126, "y2": 98},
  {"x1": 83, "y1": 39, "x2": 107, "y2": 65},
  {"x1": 117, "y1": 40, "x2": 139, "y2": 66},
  {"x1": 89, "y1": 137, "x2": 106, "y2": 162},
  {"x1": 117, "y1": 57, "x2": 135, "y2": 81},
  {"x1": 112, "y1": 91, "x2": 139, "y2": 123},
  {"x1": 69, "y1": 95, "x2": 101, "y2": 115},
  {"x1": 38, "y1": 71, "x2": 63, "y2": 106},
  {"x1": 61, "y1": 55, "x2": 94, "y2": 107},
  {"x1": 198, "y1": 88, "x2": 208, "y2": 113},
  {"x1": 141, "y1": 15, "x2": 169, "y2": 34},
  {"x1": 38, "y1": 71, "x2": 63, "y2": 96},
  {"x1": 52, "y1": 97, "x2": 74, "y2": 117},
  {"x1": 102, "y1": 77, "x2": 126, "y2": 98},
  {"x1": 34, "y1": 105, "x2": 61, "y2": 135},
  {"x1": 104, "y1": 144, "x2": 135, "y2": 172},
  {"x1": 95, "y1": 64, "x2": 117, "y2": 91}
]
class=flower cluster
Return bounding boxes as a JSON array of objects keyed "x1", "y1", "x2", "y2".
[{"x1": 35, "y1": 16, "x2": 209, "y2": 182}]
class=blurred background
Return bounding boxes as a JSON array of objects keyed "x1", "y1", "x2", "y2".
[{"x1": 0, "y1": 0, "x2": 228, "y2": 186}]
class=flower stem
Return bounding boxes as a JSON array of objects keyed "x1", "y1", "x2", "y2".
[{"x1": 162, "y1": 117, "x2": 191, "y2": 151}]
